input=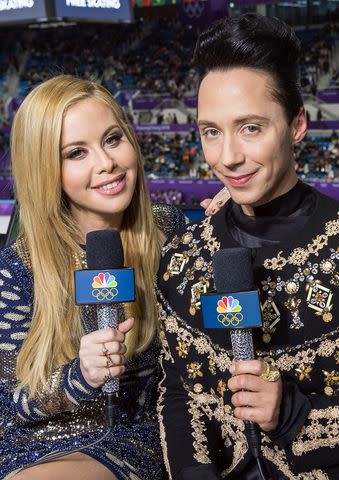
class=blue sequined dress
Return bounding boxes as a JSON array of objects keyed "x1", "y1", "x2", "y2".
[{"x1": 0, "y1": 205, "x2": 185, "y2": 479}]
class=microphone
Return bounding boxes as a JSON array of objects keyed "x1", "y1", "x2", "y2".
[
  {"x1": 201, "y1": 247, "x2": 270, "y2": 480},
  {"x1": 74, "y1": 229, "x2": 135, "y2": 426}
]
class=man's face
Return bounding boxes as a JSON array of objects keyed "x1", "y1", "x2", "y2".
[{"x1": 197, "y1": 68, "x2": 306, "y2": 214}]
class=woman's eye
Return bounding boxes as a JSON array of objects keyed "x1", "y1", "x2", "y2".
[
  {"x1": 106, "y1": 133, "x2": 122, "y2": 146},
  {"x1": 66, "y1": 149, "x2": 84, "y2": 159}
]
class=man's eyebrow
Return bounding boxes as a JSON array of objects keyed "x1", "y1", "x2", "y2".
[
  {"x1": 197, "y1": 115, "x2": 269, "y2": 129},
  {"x1": 233, "y1": 115, "x2": 269, "y2": 125},
  {"x1": 197, "y1": 120, "x2": 220, "y2": 129}
]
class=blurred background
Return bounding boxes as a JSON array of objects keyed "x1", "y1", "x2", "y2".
[{"x1": 0, "y1": 0, "x2": 339, "y2": 236}]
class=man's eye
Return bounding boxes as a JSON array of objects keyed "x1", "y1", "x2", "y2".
[
  {"x1": 203, "y1": 129, "x2": 220, "y2": 138},
  {"x1": 244, "y1": 125, "x2": 260, "y2": 134}
]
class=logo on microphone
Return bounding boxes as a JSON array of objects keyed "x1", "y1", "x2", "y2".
[
  {"x1": 92, "y1": 272, "x2": 118, "y2": 301},
  {"x1": 217, "y1": 296, "x2": 243, "y2": 327}
]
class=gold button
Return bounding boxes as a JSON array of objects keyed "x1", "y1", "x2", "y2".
[
  {"x1": 262, "y1": 333, "x2": 271, "y2": 343},
  {"x1": 193, "y1": 383, "x2": 203, "y2": 393},
  {"x1": 285, "y1": 281, "x2": 299, "y2": 294},
  {"x1": 324, "y1": 386, "x2": 333, "y2": 396},
  {"x1": 323, "y1": 312, "x2": 333, "y2": 323}
]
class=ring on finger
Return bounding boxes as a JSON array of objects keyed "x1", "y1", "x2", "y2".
[
  {"x1": 106, "y1": 356, "x2": 115, "y2": 368},
  {"x1": 260, "y1": 361, "x2": 281, "y2": 382},
  {"x1": 102, "y1": 343, "x2": 109, "y2": 356}
]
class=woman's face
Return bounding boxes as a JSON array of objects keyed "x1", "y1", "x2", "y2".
[
  {"x1": 197, "y1": 68, "x2": 307, "y2": 215},
  {"x1": 61, "y1": 98, "x2": 138, "y2": 237}
]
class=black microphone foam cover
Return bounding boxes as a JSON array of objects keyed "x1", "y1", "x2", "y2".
[
  {"x1": 213, "y1": 248, "x2": 254, "y2": 293},
  {"x1": 86, "y1": 229, "x2": 124, "y2": 270}
]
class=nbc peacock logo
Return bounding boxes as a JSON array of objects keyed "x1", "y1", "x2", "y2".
[
  {"x1": 217, "y1": 296, "x2": 244, "y2": 327},
  {"x1": 92, "y1": 272, "x2": 118, "y2": 301}
]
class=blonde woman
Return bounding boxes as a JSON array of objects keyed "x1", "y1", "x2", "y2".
[{"x1": 0, "y1": 75, "x2": 186, "y2": 480}]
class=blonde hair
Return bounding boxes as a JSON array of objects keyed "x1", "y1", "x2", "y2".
[{"x1": 11, "y1": 75, "x2": 165, "y2": 397}]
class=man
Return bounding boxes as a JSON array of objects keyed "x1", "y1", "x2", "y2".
[{"x1": 157, "y1": 14, "x2": 339, "y2": 479}]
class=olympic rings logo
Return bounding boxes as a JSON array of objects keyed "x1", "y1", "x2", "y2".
[
  {"x1": 92, "y1": 288, "x2": 118, "y2": 301},
  {"x1": 217, "y1": 312, "x2": 244, "y2": 327}
]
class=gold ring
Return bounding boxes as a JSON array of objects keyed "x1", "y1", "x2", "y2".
[
  {"x1": 102, "y1": 343, "x2": 109, "y2": 355},
  {"x1": 260, "y1": 361, "x2": 281, "y2": 382},
  {"x1": 106, "y1": 356, "x2": 114, "y2": 368}
]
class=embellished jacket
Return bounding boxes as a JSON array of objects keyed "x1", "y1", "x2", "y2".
[
  {"x1": 157, "y1": 191, "x2": 339, "y2": 480},
  {"x1": 0, "y1": 204, "x2": 185, "y2": 479}
]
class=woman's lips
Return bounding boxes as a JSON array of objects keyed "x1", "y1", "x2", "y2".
[{"x1": 93, "y1": 174, "x2": 126, "y2": 196}]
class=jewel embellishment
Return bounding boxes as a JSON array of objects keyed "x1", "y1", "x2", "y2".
[
  {"x1": 163, "y1": 252, "x2": 189, "y2": 280},
  {"x1": 285, "y1": 296, "x2": 304, "y2": 329},
  {"x1": 190, "y1": 277, "x2": 209, "y2": 315},
  {"x1": 261, "y1": 299, "x2": 281, "y2": 343},
  {"x1": 295, "y1": 364, "x2": 313, "y2": 381},
  {"x1": 306, "y1": 281, "x2": 333, "y2": 322},
  {"x1": 323, "y1": 370, "x2": 339, "y2": 396}
]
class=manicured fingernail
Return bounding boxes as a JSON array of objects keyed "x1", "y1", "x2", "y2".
[{"x1": 229, "y1": 363, "x2": 235, "y2": 374}]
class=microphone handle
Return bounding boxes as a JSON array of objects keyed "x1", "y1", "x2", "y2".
[
  {"x1": 230, "y1": 331, "x2": 261, "y2": 453},
  {"x1": 230, "y1": 329, "x2": 255, "y2": 361},
  {"x1": 97, "y1": 303, "x2": 125, "y2": 394},
  {"x1": 230, "y1": 329, "x2": 270, "y2": 480}
]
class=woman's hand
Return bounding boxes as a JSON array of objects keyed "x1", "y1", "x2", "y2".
[
  {"x1": 79, "y1": 317, "x2": 134, "y2": 388},
  {"x1": 228, "y1": 360, "x2": 282, "y2": 432},
  {"x1": 200, "y1": 186, "x2": 230, "y2": 216}
]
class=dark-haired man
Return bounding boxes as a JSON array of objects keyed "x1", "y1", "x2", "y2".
[{"x1": 157, "y1": 14, "x2": 339, "y2": 479}]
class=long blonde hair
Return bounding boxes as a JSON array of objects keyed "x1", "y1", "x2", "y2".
[{"x1": 11, "y1": 75, "x2": 165, "y2": 397}]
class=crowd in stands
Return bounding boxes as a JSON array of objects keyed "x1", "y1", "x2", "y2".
[
  {"x1": 295, "y1": 131, "x2": 339, "y2": 180},
  {"x1": 18, "y1": 23, "x2": 144, "y2": 95},
  {"x1": 298, "y1": 23, "x2": 338, "y2": 95},
  {"x1": 0, "y1": 18, "x2": 339, "y2": 190},
  {"x1": 138, "y1": 130, "x2": 203, "y2": 177},
  {"x1": 14, "y1": 19, "x2": 338, "y2": 100},
  {"x1": 149, "y1": 189, "x2": 184, "y2": 206}
]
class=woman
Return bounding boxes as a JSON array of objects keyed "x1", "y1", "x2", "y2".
[{"x1": 0, "y1": 75, "x2": 186, "y2": 480}]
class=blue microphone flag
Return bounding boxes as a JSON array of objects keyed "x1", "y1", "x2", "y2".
[
  {"x1": 201, "y1": 290, "x2": 262, "y2": 329},
  {"x1": 74, "y1": 268, "x2": 135, "y2": 305}
]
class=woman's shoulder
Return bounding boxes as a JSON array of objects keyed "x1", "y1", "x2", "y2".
[
  {"x1": 0, "y1": 238, "x2": 33, "y2": 304},
  {"x1": 0, "y1": 237, "x2": 32, "y2": 278},
  {"x1": 152, "y1": 203, "x2": 187, "y2": 238}
]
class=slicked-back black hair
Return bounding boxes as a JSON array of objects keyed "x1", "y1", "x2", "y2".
[{"x1": 193, "y1": 13, "x2": 303, "y2": 124}]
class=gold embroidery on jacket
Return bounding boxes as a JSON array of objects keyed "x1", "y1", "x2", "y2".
[
  {"x1": 292, "y1": 407, "x2": 339, "y2": 456},
  {"x1": 263, "y1": 214, "x2": 339, "y2": 271},
  {"x1": 269, "y1": 336, "x2": 338, "y2": 372},
  {"x1": 187, "y1": 396, "x2": 211, "y2": 464},
  {"x1": 186, "y1": 388, "x2": 247, "y2": 473},
  {"x1": 157, "y1": 355, "x2": 174, "y2": 480},
  {"x1": 262, "y1": 445, "x2": 329, "y2": 479}
]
